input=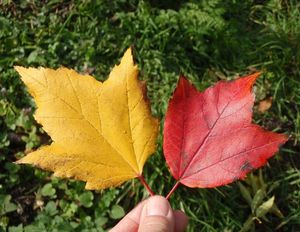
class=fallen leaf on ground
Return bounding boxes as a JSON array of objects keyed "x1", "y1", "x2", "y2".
[{"x1": 258, "y1": 97, "x2": 273, "y2": 113}]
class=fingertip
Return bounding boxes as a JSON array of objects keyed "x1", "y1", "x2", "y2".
[
  {"x1": 146, "y1": 196, "x2": 171, "y2": 217},
  {"x1": 139, "y1": 196, "x2": 175, "y2": 232},
  {"x1": 174, "y1": 210, "x2": 189, "y2": 232}
]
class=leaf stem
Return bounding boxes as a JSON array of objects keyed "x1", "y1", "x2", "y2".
[
  {"x1": 138, "y1": 175, "x2": 155, "y2": 196},
  {"x1": 166, "y1": 181, "x2": 180, "y2": 200}
]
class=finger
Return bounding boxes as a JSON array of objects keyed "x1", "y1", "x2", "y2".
[
  {"x1": 139, "y1": 196, "x2": 174, "y2": 232},
  {"x1": 173, "y1": 210, "x2": 189, "y2": 232},
  {"x1": 110, "y1": 200, "x2": 147, "y2": 232}
]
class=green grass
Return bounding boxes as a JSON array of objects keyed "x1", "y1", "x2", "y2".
[{"x1": 0, "y1": 0, "x2": 299, "y2": 231}]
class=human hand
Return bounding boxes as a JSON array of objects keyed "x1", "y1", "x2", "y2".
[{"x1": 110, "y1": 196, "x2": 188, "y2": 232}]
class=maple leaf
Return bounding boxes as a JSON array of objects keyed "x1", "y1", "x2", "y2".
[
  {"x1": 15, "y1": 48, "x2": 159, "y2": 190},
  {"x1": 163, "y1": 73, "x2": 287, "y2": 191}
]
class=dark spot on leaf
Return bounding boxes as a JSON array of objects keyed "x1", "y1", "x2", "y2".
[
  {"x1": 180, "y1": 151, "x2": 190, "y2": 169},
  {"x1": 232, "y1": 176, "x2": 239, "y2": 182},
  {"x1": 240, "y1": 161, "x2": 253, "y2": 171}
]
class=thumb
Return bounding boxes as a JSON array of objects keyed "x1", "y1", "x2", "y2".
[{"x1": 138, "y1": 196, "x2": 174, "y2": 232}]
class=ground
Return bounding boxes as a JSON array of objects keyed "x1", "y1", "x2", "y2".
[{"x1": 0, "y1": 0, "x2": 299, "y2": 231}]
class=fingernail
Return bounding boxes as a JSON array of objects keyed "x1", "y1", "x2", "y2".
[{"x1": 146, "y1": 196, "x2": 170, "y2": 216}]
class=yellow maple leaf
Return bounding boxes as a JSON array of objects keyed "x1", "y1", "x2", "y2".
[{"x1": 15, "y1": 48, "x2": 159, "y2": 190}]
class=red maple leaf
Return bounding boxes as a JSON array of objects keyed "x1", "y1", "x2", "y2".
[{"x1": 163, "y1": 73, "x2": 287, "y2": 195}]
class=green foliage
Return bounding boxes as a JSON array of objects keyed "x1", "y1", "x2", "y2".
[
  {"x1": 110, "y1": 205, "x2": 125, "y2": 220},
  {"x1": 238, "y1": 171, "x2": 284, "y2": 231},
  {"x1": 0, "y1": 0, "x2": 299, "y2": 231}
]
